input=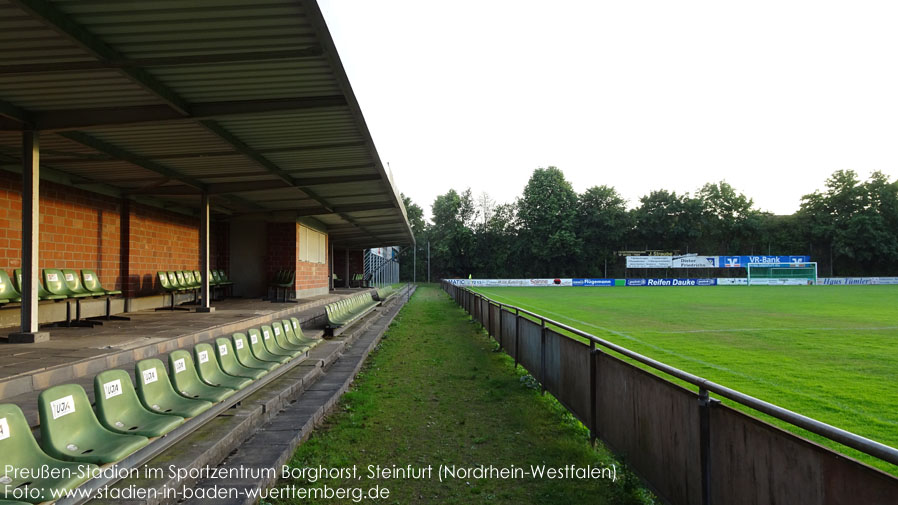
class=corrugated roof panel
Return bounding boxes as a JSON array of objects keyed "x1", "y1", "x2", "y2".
[{"x1": 84, "y1": 123, "x2": 236, "y2": 158}]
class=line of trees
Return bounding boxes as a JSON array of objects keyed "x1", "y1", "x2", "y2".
[{"x1": 399, "y1": 167, "x2": 898, "y2": 280}]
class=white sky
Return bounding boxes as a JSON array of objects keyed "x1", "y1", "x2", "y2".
[{"x1": 318, "y1": 1, "x2": 898, "y2": 218}]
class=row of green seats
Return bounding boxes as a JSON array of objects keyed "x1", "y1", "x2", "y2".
[
  {"x1": 374, "y1": 286, "x2": 397, "y2": 303},
  {"x1": 270, "y1": 269, "x2": 295, "y2": 302},
  {"x1": 325, "y1": 292, "x2": 378, "y2": 334},
  {"x1": 0, "y1": 268, "x2": 120, "y2": 304},
  {"x1": 157, "y1": 270, "x2": 233, "y2": 309},
  {"x1": 0, "y1": 317, "x2": 316, "y2": 504}
]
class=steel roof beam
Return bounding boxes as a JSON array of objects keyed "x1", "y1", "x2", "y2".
[
  {"x1": 11, "y1": 0, "x2": 191, "y2": 114},
  {"x1": 58, "y1": 131, "x2": 207, "y2": 190},
  {"x1": 0, "y1": 47, "x2": 324, "y2": 75},
  {"x1": 0, "y1": 99, "x2": 32, "y2": 125},
  {"x1": 11, "y1": 96, "x2": 348, "y2": 132},
  {"x1": 294, "y1": 202, "x2": 397, "y2": 217}
]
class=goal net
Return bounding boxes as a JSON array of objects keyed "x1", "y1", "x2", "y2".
[{"x1": 747, "y1": 262, "x2": 818, "y2": 285}]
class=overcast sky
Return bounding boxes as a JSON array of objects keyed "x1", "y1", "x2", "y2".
[{"x1": 318, "y1": 1, "x2": 898, "y2": 219}]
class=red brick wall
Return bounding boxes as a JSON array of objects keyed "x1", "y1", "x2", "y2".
[
  {"x1": 295, "y1": 223, "x2": 329, "y2": 292},
  {"x1": 125, "y1": 203, "x2": 199, "y2": 296},
  {"x1": 0, "y1": 170, "x2": 122, "y2": 290},
  {"x1": 266, "y1": 222, "x2": 296, "y2": 284}
]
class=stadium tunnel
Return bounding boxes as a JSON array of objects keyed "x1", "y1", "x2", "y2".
[{"x1": 0, "y1": 0, "x2": 415, "y2": 342}]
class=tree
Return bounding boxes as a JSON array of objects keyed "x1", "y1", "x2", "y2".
[
  {"x1": 429, "y1": 188, "x2": 478, "y2": 278},
  {"x1": 578, "y1": 185, "x2": 631, "y2": 276},
  {"x1": 517, "y1": 167, "x2": 581, "y2": 276},
  {"x1": 631, "y1": 190, "x2": 703, "y2": 252},
  {"x1": 399, "y1": 194, "x2": 427, "y2": 281},
  {"x1": 697, "y1": 181, "x2": 762, "y2": 254}
]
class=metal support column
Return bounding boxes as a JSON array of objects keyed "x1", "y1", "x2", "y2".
[
  {"x1": 328, "y1": 239, "x2": 334, "y2": 290},
  {"x1": 345, "y1": 248, "x2": 350, "y2": 288},
  {"x1": 197, "y1": 192, "x2": 213, "y2": 313},
  {"x1": 10, "y1": 131, "x2": 48, "y2": 343}
]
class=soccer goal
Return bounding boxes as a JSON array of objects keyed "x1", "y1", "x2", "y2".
[{"x1": 747, "y1": 262, "x2": 818, "y2": 285}]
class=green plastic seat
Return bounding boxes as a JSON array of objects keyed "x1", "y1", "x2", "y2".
[
  {"x1": 215, "y1": 269, "x2": 234, "y2": 286},
  {"x1": 0, "y1": 500, "x2": 34, "y2": 505},
  {"x1": 284, "y1": 318, "x2": 318, "y2": 349},
  {"x1": 168, "y1": 350, "x2": 235, "y2": 403},
  {"x1": 272, "y1": 321, "x2": 308, "y2": 353},
  {"x1": 247, "y1": 328, "x2": 290, "y2": 365},
  {"x1": 166, "y1": 271, "x2": 186, "y2": 291},
  {"x1": 42, "y1": 269, "x2": 90, "y2": 298},
  {"x1": 214, "y1": 338, "x2": 267, "y2": 379},
  {"x1": 81, "y1": 269, "x2": 121, "y2": 296},
  {"x1": 134, "y1": 359, "x2": 212, "y2": 418},
  {"x1": 14, "y1": 269, "x2": 65, "y2": 301},
  {"x1": 158, "y1": 271, "x2": 177, "y2": 292},
  {"x1": 210, "y1": 270, "x2": 222, "y2": 285},
  {"x1": 60, "y1": 269, "x2": 96, "y2": 297},
  {"x1": 0, "y1": 270, "x2": 21, "y2": 304},
  {"x1": 232, "y1": 333, "x2": 279, "y2": 372},
  {"x1": 261, "y1": 324, "x2": 300, "y2": 358},
  {"x1": 94, "y1": 370, "x2": 184, "y2": 437},
  {"x1": 38, "y1": 384, "x2": 149, "y2": 464},
  {"x1": 0, "y1": 403, "x2": 97, "y2": 503},
  {"x1": 194, "y1": 343, "x2": 253, "y2": 390}
]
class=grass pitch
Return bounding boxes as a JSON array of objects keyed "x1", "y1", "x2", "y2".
[{"x1": 473, "y1": 285, "x2": 898, "y2": 474}]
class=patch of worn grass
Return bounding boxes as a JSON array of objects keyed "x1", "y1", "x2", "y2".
[
  {"x1": 474, "y1": 285, "x2": 898, "y2": 474},
  {"x1": 273, "y1": 286, "x2": 654, "y2": 504}
]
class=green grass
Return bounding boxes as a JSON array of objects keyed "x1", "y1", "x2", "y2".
[
  {"x1": 473, "y1": 285, "x2": 898, "y2": 474},
  {"x1": 272, "y1": 286, "x2": 654, "y2": 505}
]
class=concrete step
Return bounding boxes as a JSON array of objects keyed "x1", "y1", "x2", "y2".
[{"x1": 0, "y1": 295, "x2": 338, "y2": 403}]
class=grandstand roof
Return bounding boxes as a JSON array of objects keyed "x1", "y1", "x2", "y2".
[{"x1": 0, "y1": 0, "x2": 412, "y2": 248}]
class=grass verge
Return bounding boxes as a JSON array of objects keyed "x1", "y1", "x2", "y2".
[{"x1": 272, "y1": 285, "x2": 654, "y2": 504}]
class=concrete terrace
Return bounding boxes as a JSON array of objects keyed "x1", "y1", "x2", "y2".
[{"x1": 0, "y1": 288, "x2": 382, "y2": 427}]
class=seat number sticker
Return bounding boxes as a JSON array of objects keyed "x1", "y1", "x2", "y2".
[
  {"x1": 47, "y1": 273, "x2": 59, "y2": 282},
  {"x1": 142, "y1": 368, "x2": 158, "y2": 385},
  {"x1": 235, "y1": 339, "x2": 244, "y2": 350},
  {"x1": 84, "y1": 273, "x2": 93, "y2": 281},
  {"x1": 250, "y1": 334, "x2": 258, "y2": 344},
  {"x1": 65, "y1": 273, "x2": 75, "y2": 281},
  {"x1": 50, "y1": 395, "x2": 75, "y2": 419},
  {"x1": 274, "y1": 326, "x2": 281, "y2": 336},
  {"x1": 103, "y1": 379, "x2": 123, "y2": 399},
  {"x1": 198, "y1": 350, "x2": 209, "y2": 364},
  {"x1": 0, "y1": 417, "x2": 9, "y2": 441},
  {"x1": 292, "y1": 320, "x2": 298, "y2": 329},
  {"x1": 173, "y1": 358, "x2": 187, "y2": 373},
  {"x1": 263, "y1": 330, "x2": 270, "y2": 340},
  {"x1": 219, "y1": 344, "x2": 228, "y2": 356}
]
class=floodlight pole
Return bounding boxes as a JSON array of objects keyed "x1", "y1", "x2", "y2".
[
  {"x1": 413, "y1": 245, "x2": 416, "y2": 283},
  {"x1": 427, "y1": 241, "x2": 430, "y2": 283}
]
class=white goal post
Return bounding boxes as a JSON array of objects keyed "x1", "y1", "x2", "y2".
[{"x1": 747, "y1": 262, "x2": 818, "y2": 285}]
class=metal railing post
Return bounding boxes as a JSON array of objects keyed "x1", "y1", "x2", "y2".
[
  {"x1": 590, "y1": 341, "x2": 598, "y2": 444},
  {"x1": 488, "y1": 301, "x2": 493, "y2": 338},
  {"x1": 498, "y1": 304, "x2": 503, "y2": 350},
  {"x1": 540, "y1": 318, "x2": 547, "y2": 395},
  {"x1": 699, "y1": 388, "x2": 719, "y2": 505},
  {"x1": 514, "y1": 308, "x2": 520, "y2": 369}
]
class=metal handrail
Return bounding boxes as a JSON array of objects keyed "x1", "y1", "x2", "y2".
[{"x1": 450, "y1": 283, "x2": 898, "y2": 468}]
